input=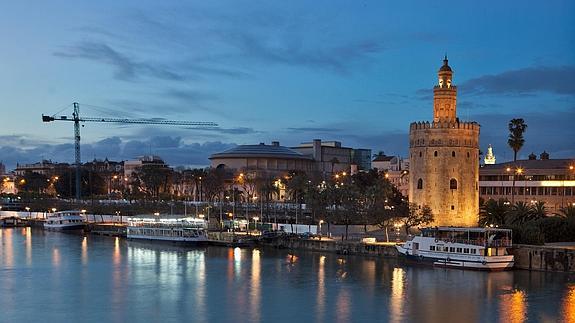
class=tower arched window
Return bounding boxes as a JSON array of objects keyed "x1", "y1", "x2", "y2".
[
  {"x1": 467, "y1": 152, "x2": 470, "y2": 158},
  {"x1": 417, "y1": 178, "x2": 423, "y2": 189},
  {"x1": 450, "y1": 178, "x2": 458, "y2": 190},
  {"x1": 419, "y1": 152, "x2": 422, "y2": 158},
  {"x1": 452, "y1": 151, "x2": 456, "y2": 157},
  {"x1": 434, "y1": 151, "x2": 438, "y2": 157}
]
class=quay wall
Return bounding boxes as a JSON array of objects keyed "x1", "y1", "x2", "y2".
[
  {"x1": 264, "y1": 238, "x2": 398, "y2": 257},
  {"x1": 510, "y1": 245, "x2": 575, "y2": 273}
]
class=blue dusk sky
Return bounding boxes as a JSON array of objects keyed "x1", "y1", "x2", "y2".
[{"x1": 1, "y1": 1, "x2": 574, "y2": 169}]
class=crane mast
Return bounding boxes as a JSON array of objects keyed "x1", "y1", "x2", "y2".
[{"x1": 42, "y1": 102, "x2": 218, "y2": 200}]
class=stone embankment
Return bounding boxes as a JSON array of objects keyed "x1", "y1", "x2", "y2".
[
  {"x1": 262, "y1": 236, "x2": 398, "y2": 257},
  {"x1": 510, "y1": 244, "x2": 575, "y2": 272}
]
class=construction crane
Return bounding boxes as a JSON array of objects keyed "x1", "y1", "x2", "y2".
[{"x1": 42, "y1": 102, "x2": 218, "y2": 200}]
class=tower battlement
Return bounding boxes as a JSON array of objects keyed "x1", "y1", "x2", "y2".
[{"x1": 409, "y1": 121, "x2": 480, "y2": 131}]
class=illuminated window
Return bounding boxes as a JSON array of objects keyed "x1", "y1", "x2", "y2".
[
  {"x1": 450, "y1": 178, "x2": 458, "y2": 189},
  {"x1": 417, "y1": 179, "x2": 423, "y2": 189}
]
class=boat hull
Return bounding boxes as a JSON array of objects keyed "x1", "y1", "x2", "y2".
[
  {"x1": 396, "y1": 246, "x2": 514, "y2": 271},
  {"x1": 44, "y1": 224, "x2": 86, "y2": 231},
  {"x1": 127, "y1": 234, "x2": 208, "y2": 246}
]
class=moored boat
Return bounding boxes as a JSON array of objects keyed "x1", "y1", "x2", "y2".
[
  {"x1": 44, "y1": 210, "x2": 86, "y2": 231},
  {"x1": 396, "y1": 227, "x2": 514, "y2": 271},
  {"x1": 126, "y1": 217, "x2": 208, "y2": 244},
  {"x1": 0, "y1": 216, "x2": 26, "y2": 227}
]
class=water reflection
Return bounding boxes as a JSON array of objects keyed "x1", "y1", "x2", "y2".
[
  {"x1": 316, "y1": 255, "x2": 326, "y2": 322},
  {"x1": 250, "y1": 249, "x2": 261, "y2": 322},
  {"x1": 563, "y1": 285, "x2": 575, "y2": 322},
  {"x1": 81, "y1": 236, "x2": 88, "y2": 265},
  {"x1": 1, "y1": 229, "x2": 574, "y2": 323},
  {"x1": 25, "y1": 227, "x2": 32, "y2": 266},
  {"x1": 499, "y1": 287, "x2": 527, "y2": 323},
  {"x1": 390, "y1": 267, "x2": 405, "y2": 323}
]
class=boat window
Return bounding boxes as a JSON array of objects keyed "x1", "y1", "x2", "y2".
[
  {"x1": 430, "y1": 246, "x2": 435, "y2": 251},
  {"x1": 456, "y1": 248, "x2": 462, "y2": 253},
  {"x1": 463, "y1": 248, "x2": 469, "y2": 254},
  {"x1": 470, "y1": 249, "x2": 476, "y2": 254},
  {"x1": 450, "y1": 247, "x2": 455, "y2": 252}
]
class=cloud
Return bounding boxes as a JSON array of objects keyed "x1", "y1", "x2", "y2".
[
  {"x1": 0, "y1": 136, "x2": 237, "y2": 170},
  {"x1": 287, "y1": 127, "x2": 343, "y2": 133},
  {"x1": 219, "y1": 30, "x2": 385, "y2": 73},
  {"x1": 460, "y1": 65, "x2": 575, "y2": 96},
  {"x1": 54, "y1": 41, "x2": 184, "y2": 81}
]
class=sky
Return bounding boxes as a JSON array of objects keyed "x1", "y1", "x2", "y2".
[{"x1": 1, "y1": 1, "x2": 574, "y2": 170}]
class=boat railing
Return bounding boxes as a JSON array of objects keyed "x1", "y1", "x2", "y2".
[
  {"x1": 434, "y1": 238, "x2": 512, "y2": 247},
  {"x1": 128, "y1": 222, "x2": 205, "y2": 229}
]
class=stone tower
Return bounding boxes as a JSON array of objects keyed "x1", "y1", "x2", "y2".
[{"x1": 408, "y1": 57, "x2": 480, "y2": 227}]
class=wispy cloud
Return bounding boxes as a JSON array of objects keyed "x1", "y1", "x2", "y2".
[
  {"x1": 460, "y1": 65, "x2": 575, "y2": 96},
  {"x1": 54, "y1": 41, "x2": 184, "y2": 81}
]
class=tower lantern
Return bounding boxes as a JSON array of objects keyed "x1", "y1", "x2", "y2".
[{"x1": 433, "y1": 55, "x2": 457, "y2": 123}]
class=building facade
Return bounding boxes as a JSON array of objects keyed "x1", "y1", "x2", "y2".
[
  {"x1": 479, "y1": 156, "x2": 575, "y2": 213},
  {"x1": 409, "y1": 57, "x2": 480, "y2": 227}
]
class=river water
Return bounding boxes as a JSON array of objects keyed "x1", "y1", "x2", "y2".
[{"x1": 1, "y1": 228, "x2": 574, "y2": 323}]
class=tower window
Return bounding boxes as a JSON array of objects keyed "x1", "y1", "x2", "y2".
[
  {"x1": 451, "y1": 205, "x2": 455, "y2": 210},
  {"x1": 452, "y1": 151, "x2": 456, "y2": 157},
  {"x1": 419, "y1": 152, "x2": 422, "y2": 158},
  {"x1": 450, "y1": 178, "x2": 458, "y2": 190},
  {"x1": 417, "y1": 179, "x2": 423, "y2": 189},
  {"x1": 467, "y1": 152, "x2": 470, "y2": 158},
  {"x1": 434, "y1": 151, "x2": 438, "y2": 157}
]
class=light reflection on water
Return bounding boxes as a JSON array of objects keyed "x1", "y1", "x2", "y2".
[{"x1": 0, "y1": 228, "x2": 574, "y2": 323}]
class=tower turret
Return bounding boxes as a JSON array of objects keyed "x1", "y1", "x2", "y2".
[{"x1": 433, "y1": 56, "x2": 457, "y2": 123}]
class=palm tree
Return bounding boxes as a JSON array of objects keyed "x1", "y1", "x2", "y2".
[
  {"x1": 508, "y1": 118, "x2": 528, "y2": 162},
  {"x1": 531, "y1": 201, "x2": 548, "y2": 221},
  {"x1": 479, "y1": 199, "x2": 509, "y2": 226},
  {"x1": 506, "y1": 201, "x2": 534, "y2": 225},
  {"x1": 555, "y1": 205, "x2": 575, "y2": 218}
]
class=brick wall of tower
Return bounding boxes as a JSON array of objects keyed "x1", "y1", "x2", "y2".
[{"x1": 408, "y1": 121, "x2": 480, "y2": 227}]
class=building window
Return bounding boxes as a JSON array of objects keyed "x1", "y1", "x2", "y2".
[
  {"x1": 451, "y1": 205, "x2": 455, "y2": 210},
  {"x1": 450, "y1": 178, "x2": 458, "y2": 189},
  {"x1": 467, "y1": 152, "x2": 470, "y2": 158},
  {"x1": 452, "y1": 151, "x2": 456, "y2": 157},
  {"x1": 419, "y1": 151, "x2": 422, "y2": 157},
  {"x1": 417, "y1": 178, "x2": 423, "y2": 189},
  {"x1": 434, "y1": 151, "x2": 438, "y2": 157}
]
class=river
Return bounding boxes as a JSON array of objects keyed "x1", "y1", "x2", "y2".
[{"x1": 1, "y1": 228, "x2": 574, "y2": 322}]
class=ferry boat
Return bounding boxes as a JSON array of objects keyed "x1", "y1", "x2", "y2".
[
  {"x1": 396, "y1": 227, "x2": 514, "y2": 271},
  {"x1": 44, "y1": 210, "x2": 86, "y2": 231},
  {"x1": 126, "y1": 217, "x2": 208, "y2": 244}
]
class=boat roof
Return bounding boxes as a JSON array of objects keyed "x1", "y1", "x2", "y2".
[{"x1": 424, "y1": 226, "x2": 512, "y2": 233}]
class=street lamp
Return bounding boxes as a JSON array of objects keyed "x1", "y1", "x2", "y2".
[
  {"x1": 25, "y1": 206, "x2": 31, "y2": 219},
  {"x1": 253, "y1": 216, "x2": 259, "y2": 234}
]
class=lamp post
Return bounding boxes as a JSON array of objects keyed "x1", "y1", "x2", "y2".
[
  {"x1": 25, "y1": 206, "x2": 31, "y2": 219},
  {"x1": 318, "y1": 220, "x2": 324, "y2": 240},
  {"x1": 253, "y1": 216, "x2": 259, "y2": 234}
]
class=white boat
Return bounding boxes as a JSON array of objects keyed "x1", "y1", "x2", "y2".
[
  {"x1": 126, "y1": 217, "x2": 208, "y2": 244},
  {"x1": 44, "y1": 210, "x2": 86, "y2": 231},
  {"x1": 396, "y1": 227, "x2": 514, "y2": 271}
]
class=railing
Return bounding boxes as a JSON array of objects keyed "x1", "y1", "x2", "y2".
[{"x1": 434, "y1": 238, "x2": 512, "y2": 248}]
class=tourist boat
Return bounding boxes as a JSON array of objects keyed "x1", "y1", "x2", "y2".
[
  {"x1": 396, "y1": 227, "x2": 514, "y2": 271},
  {"x1": 126, "y1": 217, "x2": 208, "y2": 244},
  {"x1": 44, "y1": 210, "x2": 86, "y2": 230}
]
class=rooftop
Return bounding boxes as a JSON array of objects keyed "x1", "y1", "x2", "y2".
[
  {"x1": 481, "y1": 159, "x2": 575, "y2": 171},
  {"x1": 210, "y1": 143, "x2": 312, "y2": 160}
]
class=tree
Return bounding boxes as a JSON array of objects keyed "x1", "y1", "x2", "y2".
[
  {"x1": 508, "y1": 118, "x2": 528, "y2": 162},
  {"x1": 16, "y1": 171, "x2": 49, "y2": 195},
  {"x1": 131, "y1": 164, "x2": 173, "y2": 200},
  {"x1": 479, "y1": 199, "x2": 509, "y2": 227},
  {"x1": 555, "y1": 205, "x2": 575, "y2": 218},
  {"x1": 402, "y1": 203, "x2": 434, "y2": 235},
  {"x1": 506, "y1": 201, "x2": 534, "y2": 225}
]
